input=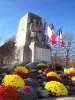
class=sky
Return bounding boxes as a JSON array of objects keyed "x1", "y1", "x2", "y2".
[{"x1": 0, "y1": 0, "x2": 75, "y2": 46}]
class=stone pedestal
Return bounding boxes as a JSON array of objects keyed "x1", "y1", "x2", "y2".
[{"x1": 29, "y1": 41, "x2": 51, "y2": 63}]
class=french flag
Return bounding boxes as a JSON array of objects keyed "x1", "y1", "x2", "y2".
[
  {"x1": 47, "y1": 24, "x2": 57, "y2": 45},
  {"x1": 56, "y1": 28, "x2": 64, "y2": 47}
]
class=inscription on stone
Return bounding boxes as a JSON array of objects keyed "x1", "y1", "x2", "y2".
[{"x1": 35, "y1": 47, "x2": 51, "y2": 62}]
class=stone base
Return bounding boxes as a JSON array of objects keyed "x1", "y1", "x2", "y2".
[{"x1": 29, "y1": 41, "x2": 52, "y2": 63}]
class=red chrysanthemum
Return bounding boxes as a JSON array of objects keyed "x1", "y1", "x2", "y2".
[
  {"x1": 43, "y1": 68, "x2": 52, "y2": 73},
  {"x1": 68, "y1": 72, "x2": 75, "y2": 77},
  {"x1": 45, "y1": 76, "x2": 60, "y2": 82},
  {"x1": 12, "y1": 71, "x2": 26, "y2": 79},
  {"x1": 0, "y1": 85, "x2": 18, "y2": 100}
]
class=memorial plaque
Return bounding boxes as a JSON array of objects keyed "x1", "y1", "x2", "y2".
[{"x1": 35, "y1": 47, "x2": 51, "y2": 62}]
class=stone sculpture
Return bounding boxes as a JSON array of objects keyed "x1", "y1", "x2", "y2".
[{"x1": 30, "y1": 18, "x2": 43, "y2": 42}]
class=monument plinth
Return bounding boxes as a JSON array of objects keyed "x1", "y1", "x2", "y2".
[
  {"x1": 14, "y1": 13, "x2": 52, "y2": 64},
  {"x1": 29, "y1": 41, "x2": 51, "y2": 63}
]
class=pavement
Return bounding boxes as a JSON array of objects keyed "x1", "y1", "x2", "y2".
[{"x1": 39, "y1": 95, "x2": 75, "y2": 100}]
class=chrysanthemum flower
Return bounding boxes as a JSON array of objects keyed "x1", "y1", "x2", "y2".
[
  {"x1": 46, "y1": 72, "x2": 61, "y2": 80},
  {"x1": 12, "y1": 71, "x2": 26, "y2": 79},
  {"x1": 71, "y1": 76, "x2": 75, "y2": 82},
  {"x1": 0, "y1": 85, "x2": 18, "y2": 100},
  {"x1": 68, "y1": 72, "x2": 75, "y2": 77},
  {"x1": 45, "y1": 76, "x2": 60, "y2": 82},
  {"x1": 43, "y1": 68, "x2": 52, "y2": 73},
  {"x1": 14, "y1": 66, "x2": 29, "y2": 73},
  {"x1": 2, "y1": 75, "x2": 25, "y2": 88},
  {"x1": 64, "y1": 68, "x2": 73, "y2": 74},
  {"x1": 44, "y1": 81, "x2": 68, "y2": 96}
]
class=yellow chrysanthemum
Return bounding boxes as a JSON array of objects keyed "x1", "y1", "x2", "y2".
[
  {"x1": 46, "y1": 72, "x2": 61, "y2": 80},
  {"x1": 2, "y1": 75, "x2": 25, "y2": 88},
  {"x1": 71, "y1": 76, "x2": 75, "y2": 82},
  {"x1": 64, "y1": 68, "x2": 73, "y2": 74},
  {"x1": 14, "y1": 66, "x2": 29, "y2": 73},
  {"x1": 44, "y1": 81, "x2": 68, "y2": 96}
]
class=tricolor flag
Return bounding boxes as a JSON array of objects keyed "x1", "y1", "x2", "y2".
[
  {"x1": 56, "y1": 28, "x2": 64, "y2": 47},
  {"x1": 47, "y1": 24, "x2": 57, "y2": 45}
]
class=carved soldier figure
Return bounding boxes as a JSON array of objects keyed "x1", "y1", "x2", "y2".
[
  {"x1": 30, "y1": 19, "x2": 44, "y2": 42},
  {"x1": 30, "y1": 19, "x2": 38, "y2": 39},
  {"x1": 37, "y1": 21, "x2": 43, "y2": 42}
]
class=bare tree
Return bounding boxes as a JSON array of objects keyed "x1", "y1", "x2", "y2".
[
  {"x1": 52, "y1": 33, "x2": 75, "y2": 68},
  {"x1": 63, "y1": 33, "x2": 75, "y2": 67},
  {"x1": 52, "y1": 44, "x2": 65, "y2": 66}
]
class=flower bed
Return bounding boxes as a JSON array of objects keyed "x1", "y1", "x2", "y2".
[{"x1": 0, "y1": 63, "x2": 75, "y2": 99}]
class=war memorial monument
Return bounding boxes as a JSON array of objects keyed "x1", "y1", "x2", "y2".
[{"x1": 14, "y1": 13, "x2": 52, "y2": 64}]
